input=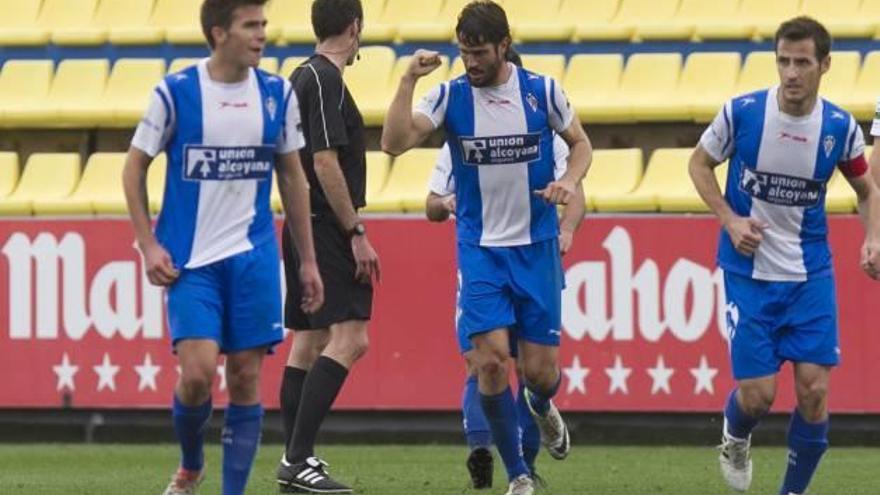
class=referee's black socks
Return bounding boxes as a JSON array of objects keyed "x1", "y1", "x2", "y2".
[
  {"x1": 280, "y1": 366, "x2": 308, "y2": 450},
  {"x1": 286, "y1": 356, "x2": 349, "y2": 463}
]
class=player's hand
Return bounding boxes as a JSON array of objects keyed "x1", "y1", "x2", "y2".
[
  {"x1": 441, "y1": 194, "x2": 456, "y2": 218},
  {"x1": 405, "y1": 50, "x2": 442, "y2": 80},
  {"x1": 140, "y1": 239, "x2": 179, "y2": 286},
  {"x1": 724, "y1": 216, "x2": 768, "y2": 256},
  {"x1": 534, "y1": 179, "x2": 576, "y2": 205},
  {"x1": 299, "y1": 261, "x2": 324, "y2": 313},
  {"x1": 860, "y1": 240, "x2": 880, "y2": 280},
  {"x1": 352, "y1": 235, "x2": 381, "y2": 284},
  {"x1": 559, "y1": 229, "x2": 574, "y2": 256}
]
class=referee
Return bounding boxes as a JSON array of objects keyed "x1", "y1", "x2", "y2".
[{"x1": 275, "y1": 0, "x2": 378, "y2": 493}]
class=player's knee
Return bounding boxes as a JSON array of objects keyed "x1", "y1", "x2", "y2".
[
  {"x1": 522, "y1": 366, "x2": 557, "y2": 391},
  {"x1": 796, "y1": 380, "x2": 828, "y2": 418},
  {"x1": 178, "y1": 369, "x2": 214, "y2": 401},
  {"x1": 226, "y1": 365, "x2": 260, "y2": 395},
  {"x1": 343, "y1": 331, "x2": 369, "y2": 362},
  {"x1": 739, "y1": 387, "x2": 774, "y2": 417},
  {"x1": 476, "y1": 353, "x2": 508, "y2": 381}
]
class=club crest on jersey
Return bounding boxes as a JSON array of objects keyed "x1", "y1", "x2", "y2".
[
  {"x1": 526, "y1": 93, "x2": 539, "y2": 112},
  {"x1": 265, "y1": 96, "x2": 277, "y2": 121},
  {"x1": 739, "y1": 168, "x2": 823, "y2": 207},
  {"x1": 459, "y1": 133, "x2": 541, "y2": 166},
  {"x1": 823, "y1": 135, "x2": 836, "y2": 158},
  {"x1": 183, "y1": 145, "x2": 274, "y2": 181}
]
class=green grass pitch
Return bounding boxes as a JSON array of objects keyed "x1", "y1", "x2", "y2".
[{"x1": 0, "y1": 444, "x2": 877, "y2": 494}]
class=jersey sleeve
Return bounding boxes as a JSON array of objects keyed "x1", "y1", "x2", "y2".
[
  {"x1": 546, "y1": 77, "x2": 574, "y2": 134},
  {"x1": 131, "y1": 80, "x2": 175, "y2": 158},
  {"x1": 871, "y1": 98, "x2": 880, "y2": 137},
  {"x1": 276, "y1": 80, "x2": 306, "y2": 155},
  {"x1": 552, "y1": 134, "x2": 570, "y2": 180},
  {"x1": 413, "y1": 82, "x2": 449, "y2": 130},
  {"x1": 699, "y1": 101, "x2": 735, "y2": 163},
  {"x1": 428, "y1": 143, "x2": 455, "y2": 195},
  {"x1": 838, "y1": 115, "x2": 869, "y2": 178},
  {"x1": 299, "y1": 64, "x2": 348, "y2": 152}
]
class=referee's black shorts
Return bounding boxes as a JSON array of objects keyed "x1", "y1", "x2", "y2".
[{"x1": 282, "y1": 213, "x2": 373, "y2": 330}]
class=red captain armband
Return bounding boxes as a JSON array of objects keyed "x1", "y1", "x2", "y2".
[{"x1": 839, "y1": 154, "x2": 869, "y2": 178}]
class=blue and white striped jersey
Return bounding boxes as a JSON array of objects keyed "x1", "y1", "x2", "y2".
[
  {"x1": 415, "y1": 63, "x2": 574, "y2": 247},
  {"x1": 701, "y1": 86, "x2": 867, "y2": 281},
  {"x1": 132, "y1": 59, "x2": 304, "y2": 269}
]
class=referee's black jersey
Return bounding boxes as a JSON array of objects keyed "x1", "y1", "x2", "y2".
[{"x1": 289, "y1": 53, "x2": 366, "y2": 215}]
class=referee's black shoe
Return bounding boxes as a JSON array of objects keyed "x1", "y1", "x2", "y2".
[
  {"x1": 466, "y1": 447, "x2": 494, "y2": 489},
  {"x1": 277, "y1": 456, "x2": 352, "y2": 494}
]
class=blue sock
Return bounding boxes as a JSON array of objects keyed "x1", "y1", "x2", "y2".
[
  {"x1": 780, "y1": 409, "x2": 829, "y2": 495},
  {"x1": 525, "y1": 372, "x2": 561, "y2": 417},
  {"x1": 481, "y1": 387, "x2": 529, "y2": 481},
  {"x1": 724, "y1": 388, "x2": 760, "y2": 439},
  {"x1": 172, "y1": 395, "x2": 212, "y2": 472},
  {"x1": 516, "y1": 381, "x2": 540, "y2": 472},
  {"x1": 463, "y1": 375, "x2": 492, "y2": 449},
  {"x1": 222, "y1": 404, "x2": 263, "y2": 495}
]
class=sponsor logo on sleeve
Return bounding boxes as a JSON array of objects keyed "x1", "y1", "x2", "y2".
[
  {"x1": 739, "y1": 168, "x2": 824, "y2": 207},
  {"x1": 458, "y1": 133, "x2": 542, "y2": 166},
  {"x1": 183, "y1": 145, "x2": 274, "y2": 181}
]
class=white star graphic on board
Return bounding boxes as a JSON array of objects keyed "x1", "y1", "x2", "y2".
[
  {"x1": 647, "y1": 355, "x2": 675, "y2": 395},
  {"x1": 216, "y1": 360, "x2": 227, "y2": 391},
  {"x1": 605, "y1": 355, "x2": 632, "y2": 395},
  {"x1": 134, "y1": 354, "x2": 161, "y2": 392},
  {"x1": 53, "y1": 353, "x2": 79, "y2": 392},
  {"x1": 563, "y1": 355, "x2": 590, "y2": 395},
  {"x1": 690, "y1": 355, "x2": 719, "y2": 395},
  {"x1": 94, "y1": 353, "x2": 121, "y2": 392}
]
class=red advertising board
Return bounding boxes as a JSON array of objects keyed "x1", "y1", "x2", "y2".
[{"x1": 0, "y1": 216, "x2": 877, "y2": 412}]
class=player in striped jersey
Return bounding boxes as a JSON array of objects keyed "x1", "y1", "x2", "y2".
[{"x1": 689, "y1": 17, "x2": 880, "y2": 495}]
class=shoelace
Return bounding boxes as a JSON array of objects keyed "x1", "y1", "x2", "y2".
[{"x1": 720, "y1": 437, "x2": 750, "y2": 469}]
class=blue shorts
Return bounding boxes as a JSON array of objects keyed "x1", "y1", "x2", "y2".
[
  {"x1": 723, "y1": 271, "x2": 840, "y2": 380},
  {"x1": 456, "y1": 238, "x2": 563, "y2": 353},
  {"x1": 167, "y1": 241, "x2": 284, "y2": 354}
]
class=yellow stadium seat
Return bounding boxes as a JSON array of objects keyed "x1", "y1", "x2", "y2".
[
  {"x1": 614, "y1": 0, "x2": 691, "y2": 42},
  {"x1": 259, "y1": 57, "x2": 279, "y2": 74},
  {"x1": 279, "y1": 56, "x2": 308, "y2": 77},
  {"x1": 586, "y1": 149, "x2": 643, "y2": 211},
  {"x1": 380, "y1": 0, "x2": 444, "y2": 43},
  {"x1": 659, "y1": 151, "x2": 730, "y2": 212},
  {"x1": 0, "y1": 153, "x2": 81, "y2": 216},
  {"x1": 55, "y1": 0, "x2": 164, "y2": 46},
  {"x1": 105, "y1": 0, "x2": 166, "y2": 44},
  {"x1": 148, "y1": 154, "x2": 167, "y2": 214},
  {"x1": 449, "y1": 57, "x2": 465, "y2": 77},
  {"x1": 863, "y1": 1, "x2": 880, "y2": 39},
  {"x1": 678, "y1": 52, "x2": 742, "y2": 122},
  {"x1": 270, "y1": 173, "x2": 282, "y2": 213},
  {"x1": 102, "y1": 59, "x2": 167, "y2": 127},
  {"x1": 563, "y1": 54, "x2": 624, "y2": 123},
  {"x1": 801, "y1": 0, "x2": 874, "y2": 38},
  {"x1": 390, "y1": 56, "x2": 449, "y2": 112},
  {"x1": 0, "y1": 60, "x2": 54, "y2": 129},
  {"x1": 38, "y1": 153, "x2": 127, "y2": 215},
  {"x1": 365, "y1": 151, "x2": 391, "y2": 206},
  {"x1": 596, "y1": 148, "x2": 690, "y2": 212},
  {"x1": 735, "y1": 52, "x2": 777, "y2": 95},
  {"x1": 272, "y1": 0, "x2": 312, "y2": 44},
  {"x1": 624, "y1": 53, "x2": 684, "y2": 122},
  {"x1": 519, "y1": 55, "x2": 566, "y2": 82},
  {"x1": 345, "y1": 46, "x2": 396, "y2": 126},
  {"x1": 168, "y1": 58, "x2": 201, "y2": 74},
  {"x1": 396, "y1": 0, "x2": 469, "y2": 42},
  {"x1": 820, "y1": 51, "x2": 861, "y2": 106},
  {"x1": 670, "y1": 0, "x2": 752, "y2": 41},
  {"x1": 570, "y1": 0, "x2": 631, "y2": 42},
  {"x1": 362, "y1": 148, "x2": 435, "y2": 212},
  {"x1": 153, "y1": 0, "x2": 203, "y2": 44},
  {"x1": 37, "y1": 0, "x2": 103, "y2": 46},
  {"x1": 825, "y1": 170, "x2": 857, "y2": 213},
  {"x1": 0, "y1": 152, "x2": 19, "y2": 198},
  {"x1": 360, "y1": 0, "x2": 395, "y2": 43},
  {"x1": 840, "y1": 51, "x2": 880, "y2": 120},
  {"x1": 0, "y1": 0, "x2": 50, "y2": 46},
  {"x1": 745, "y1": 0, "x2": 803, "y2": 40},
  {"x1": 507, "y1": 0, "x2": 571, "y2": 42}
]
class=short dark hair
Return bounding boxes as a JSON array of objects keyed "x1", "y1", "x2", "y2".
[
  {"x1": 775, "y1": 16, "x2": 832, "y2": 61},
  {"x1": 456, "y1": 0, "x2": 510, "y2": 47},
  {"x1": 200, "y1": 0, "x2": 268, "y2": 49},
  {"x1": 312, "y1": 0, "x2": 363, "y2": 41}
]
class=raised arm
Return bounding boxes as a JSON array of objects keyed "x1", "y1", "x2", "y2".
[{"x1": 381, "y1": 50, "x2": 443, "y2": 156}]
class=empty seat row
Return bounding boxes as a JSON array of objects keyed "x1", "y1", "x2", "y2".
[
  {"x1": 0, "y1": 146, "x2": 860, "y2": 216},
  {"x1": 4, "y1": 0, "x2": 880, "y2": 46},
  {"x1": 4, "y1": 48, "x2": 880, "y2": 128}
]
